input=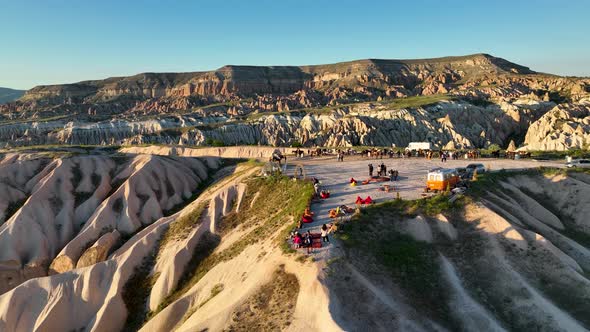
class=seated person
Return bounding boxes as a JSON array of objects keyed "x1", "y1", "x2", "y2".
[
  {"x1": 304, "y1": 207, "x2": 314, "y2": 217},
  {"x1": 340, "y1": 205, "x2": 355, "y2": 213},
  {"x1": 328, "y1": 209, "x2": 339, "y2": 218}
]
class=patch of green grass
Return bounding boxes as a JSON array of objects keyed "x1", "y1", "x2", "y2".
[
  {"x1": 377, "y1": 94, "x2": 453, "y2": 109},
  {"x1": 151, "y1": 231, "x2": 221, "y2": 319},
  {"x1": 336, "y1": 196, "x2": 460, "y2": 328},
  {"x1": 349, "y1": 193, "x2": 462, "y2": 221},
  {"x1": 375, "y1": 233, "x2": 440, "y2": 295},
  {"x1": 158, "y1": 201, "x2": 209, "y2": 252},
  {"x1": 528, "y1": 150, "x2": 590, "y2": 160},
  {"x1": 245, "y1": 94, "x2": 452, "y2": 121},
  {"x1": 468, "y1": 169, "x2": 524, "y2": 197},
  {"x1": 0, "y1": 144, "x2": 120, "y2": 154},
  {"x1": 0, "y1": 114, "x2": 70, "y2": 126},
  {"x1": 147, "y1": 176, "x2": 312, "y2": 320},
  {"x1": 122, "y1": 249, "x2": 161, "y2": 331}
]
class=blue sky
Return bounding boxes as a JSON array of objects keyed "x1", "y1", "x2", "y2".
[{"x1": 1, "y1": 0, "x2": 589, "y2": 89}]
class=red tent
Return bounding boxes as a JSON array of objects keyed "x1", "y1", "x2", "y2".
[{"x1": 355, "y1": 196, "x2": 364, "y2": 205}]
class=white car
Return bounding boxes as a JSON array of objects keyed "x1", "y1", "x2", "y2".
[{"x1": 566, "y1": 159, "x2": 590, "y2": 168}]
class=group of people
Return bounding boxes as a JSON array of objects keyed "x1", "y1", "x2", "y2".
[
  {"x1": 362, "y1": 148, "x2": 403, "y2": 159},
  {"x1": 329, "y1": 205, "x2": 356, "y2": 218},
  {"x1": 292, "y1": 222, "x2": 334, "y2": 254},
  {"x1": 293, "y1": 176, "x2": 336, "y2": 253},
  {"x1": 421, "y1": 149, "x2": 481, "y2": 160},
  {"x1": 368, "y1": 163, "x2": 399, "y2": 181}
]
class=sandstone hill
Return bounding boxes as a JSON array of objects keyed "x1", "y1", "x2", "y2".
[
  {"x1": 0, "y1": 147, "x2": 589, "y2": 331},
  {"x1": 1, "y1": 54, "x2": 589, "y2": 150}
]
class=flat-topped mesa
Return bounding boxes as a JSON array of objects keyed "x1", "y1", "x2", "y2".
[{"x1": 17, "y1": 54, "x2": 537, "y2": 104}]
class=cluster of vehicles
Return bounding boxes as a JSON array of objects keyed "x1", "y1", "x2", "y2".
[
  {"x1": 566, "y1": 159, "x2": 590, "y2": 168},
  {"x1": 426, "y1": 158, "x2": 590, "y2": 192},
  {"x1": 425, "y1": 163, "x2": 486, "y2": 192}
]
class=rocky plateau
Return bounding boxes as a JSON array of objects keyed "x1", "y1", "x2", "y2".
[{"x1": 1, "y1": 54, "x2": 588, "y2": 151}]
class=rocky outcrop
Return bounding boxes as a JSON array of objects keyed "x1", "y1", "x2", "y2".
[
  {"x1": 0, "y1": 152, "x2": 220, "y2": 293},
  {"x1": 126, "y1": 99, "x2": 555, "y2": 148},
  {"x1": 76, "y1": 230, "x2": 121, "y2": 269},
  {"x1": 1, "y1": 54, "x2": 588, "y2": 151},
  {"x1": 523, "y1": 100, "x2": 590, "y2": 150},
  {"x1": 2, "y1": 164, "x2": 590, "y2": 331},
  {"x1": 0, "y1": 99, "x2": 558, "y2": 149}
]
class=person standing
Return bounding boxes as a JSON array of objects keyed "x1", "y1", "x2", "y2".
[
  {"x1": 321, "y1": 224, "x2": 330, "y2": 243},
  {"x1": 304, "y1": 231, "x2": 313, "y2": 254},
  {"x1": 293, "y1": 232, "x2": 303, "y2": 249},
  {"x1": 368, "y1": 164, "x2": 374, "y2": 177}
]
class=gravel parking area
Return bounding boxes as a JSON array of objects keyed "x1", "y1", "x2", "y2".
[{"x1": 286, "y1": 156, "x2": 564, "y2": 236}]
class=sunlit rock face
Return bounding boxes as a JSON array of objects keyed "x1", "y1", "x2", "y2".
[
  {"x1": 523, "y1": 101, "x2": 590, "y2": 151},
  {"x1": 0, "y1": 152, "x2": 220, "y2": 294},
  {"x1": 1, "y1": 54, "x2": 588, "y2": 150}
]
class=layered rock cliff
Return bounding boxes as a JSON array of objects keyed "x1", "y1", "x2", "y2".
[
  {"x1": 0, "y1": 98, "x2": 558, "y2": 149},
  {"x1": 1, "y1": 54, "x2": 588, "y2": 150},
  {"x1": 523, "y1": 99, "x2": 590, "y2": 150}
]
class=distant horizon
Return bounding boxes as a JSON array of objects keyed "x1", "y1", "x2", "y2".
[{"x1": 1, "y1": 0, "x2": 589, "y2": 90}]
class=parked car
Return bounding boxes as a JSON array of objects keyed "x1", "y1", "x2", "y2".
[
  {"x1": 466, "y1": 163, "x2": 486, "y2": 174},
  {"x1": 566, "y1": 159, "x2": 590, "y2": 168}
]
